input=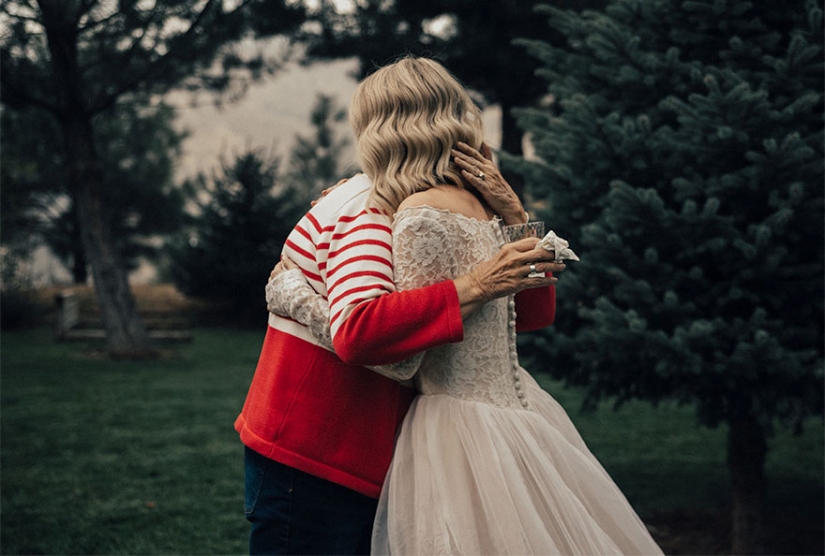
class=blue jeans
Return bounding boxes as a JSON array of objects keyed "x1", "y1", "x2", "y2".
[{"x1": 244, "y1": 447, "x2": 378, "y2": 555}]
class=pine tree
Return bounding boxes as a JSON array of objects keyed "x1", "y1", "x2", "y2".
[
  {"x1": 284, "y1": 94, "x2": 351, "y2": 193},
  {"x1": 168, "y1": 92, "x2": 351, "y2": 326},
  {"x1": 511, "y1": 1, "x2": 823, "y2": 553},
  {"x1": 2, "y1": 103, "x2": 186, "y2": 284},
  {"x1": 167, "y1": 151, "x2": 306, "y2": 326},
  {"x1": 1, "y1": 0, "x2": 303, "y2": 356}
]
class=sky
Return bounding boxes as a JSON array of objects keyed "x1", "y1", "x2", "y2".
[{"x1": 168, "y1": 58, "x2": 362, "y2": 182}]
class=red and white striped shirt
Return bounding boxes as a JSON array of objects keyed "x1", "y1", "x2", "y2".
[{"x1": 279, "y1": 174, "x2": 396, "y2": 340}]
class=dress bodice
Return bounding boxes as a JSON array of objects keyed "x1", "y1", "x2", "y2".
[{"x1": 392, "y1": 206, "x2": 531, "y2": 410}]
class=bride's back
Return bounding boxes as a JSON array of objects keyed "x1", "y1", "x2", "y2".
[{"x1": 392, "y1": 204, "x2": 529, "y2": 410}]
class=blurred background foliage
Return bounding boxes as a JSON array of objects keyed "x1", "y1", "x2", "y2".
[
  {"x1": 164, "y1": 93, "x2": 349, "y2": 326},
  {"x1": 508, "y1": 1, "x2": 823, "y2": 551},
  {"x1": 1, "y1": 0, "x2": 821, "y2": 553}
]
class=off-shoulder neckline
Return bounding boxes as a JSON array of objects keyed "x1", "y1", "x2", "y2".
[{"x1": 394, "y1": 204, "x2": 501, "y2": 227}]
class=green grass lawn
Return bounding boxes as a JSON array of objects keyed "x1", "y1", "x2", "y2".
[{"x1": 1, "y1": 327, "x2": 822, "y2": 555}]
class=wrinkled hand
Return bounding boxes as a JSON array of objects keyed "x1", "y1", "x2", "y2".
[
  {"x1": 455, "y1": 238, "x2": 565, "y2": 308},
  {"x1": 452, "y1": 142, "x2": 526, "y2": 225}
]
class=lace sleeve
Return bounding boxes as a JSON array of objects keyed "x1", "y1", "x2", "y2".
[
  {"x1": 265, "y1": 269, "x2": 422, "y2": 382},
  {"x1": 380, "y1": 208, "x2": 468, "y2": 377},
  {"x1": 392, "y1": 208, "x2": 462, "y2": 289},
  {"x1": 266, "y1": 270, "x2": 333, "y2": 349}
]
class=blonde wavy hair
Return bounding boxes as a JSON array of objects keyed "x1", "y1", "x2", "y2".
[{"x1": 349, "y1": 56, "x2": 484, "y2": 214}]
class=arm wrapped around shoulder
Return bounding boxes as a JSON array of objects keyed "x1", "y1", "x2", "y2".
[
  {"x1": 332, "y1": 211, "x2": 466, "y2": 367},
  {"x1": 266, "y1": 269, "x2": 334, "y2": 349},
  {"x1": 266, "y1": 269, "x2": 435, "y2": 380}
]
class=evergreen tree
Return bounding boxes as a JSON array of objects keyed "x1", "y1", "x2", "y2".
[
  {"x1": 167, "y1": 151, "x2": 305, "y2": 326},
  {"x1": 0, "y1": 106, "x2": 58, "y2": 328},
  {"x1": 512, "y1": 1, "x2": 823, "y2": 553},
  {"x1": 284, "y1": 93, "x2": 351, "y2": 193},
  {"x1": 168, "y1": 93, "x2": 350, "y2": 326},
  {"x1": 2, "y1": 103, "x2": 186, "y2": 283},
  {"x1": 0, "y1": 106, "x2": 61, "y2": 255},
  {"x1": 1, "y1": 0, "x2": 303, "y2": 356}
]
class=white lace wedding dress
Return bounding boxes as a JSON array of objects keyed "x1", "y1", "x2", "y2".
[
  {"x1": 372, "y1": 206, "x2": 662, "y2": 556},
  {"x1": 267, "y1": 206, "x2": 663, "y2": 556}
]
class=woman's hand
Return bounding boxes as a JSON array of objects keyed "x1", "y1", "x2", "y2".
[
  {"x1": 266, "y1": 255, "x2": 301, "y2": 314},
  {"x1": 268, "y1": 255, "x2": 300, "y2": 282},
  {"x1": 311, "y1": 177, "x2": 350, "y2": 206},
  {"x1": 453, "y1": 238, "x2": 566, "y2": 318},
  {"x1": 452, "y1": 142, "x2": 527, "y2": 225}
]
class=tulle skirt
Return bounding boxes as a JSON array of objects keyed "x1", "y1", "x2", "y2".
[{"x1": 371, "y1": 373, "x2": 664, "y2": 556}]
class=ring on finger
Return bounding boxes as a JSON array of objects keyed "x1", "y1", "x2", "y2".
[{"x1": 528, "y1": 263, "x2": 537, "y2": 274}]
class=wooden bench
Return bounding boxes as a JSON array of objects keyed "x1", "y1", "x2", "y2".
[{"x1": 55, "y1": 290, "x2": 194, "y2": 343}]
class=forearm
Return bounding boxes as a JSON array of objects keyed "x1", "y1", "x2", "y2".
[
  {"x1": 332, "y1": 280, "x2": 464, "y2": 366},
  {"x1": 448, "y1": 237, "x2": 561, "y2": 320},
  {"x1": 267, "y1": 270, "x2": 427, "y2": 379},
  {"x1": 453, "y1": 274, "x2": 489, "y2": 319},
  {"x1": 266, "y1": 270, "x2": 334, "y2": 349},
  {"x1": 452, "y1": 274, "x2": 555, "y2": 326}
]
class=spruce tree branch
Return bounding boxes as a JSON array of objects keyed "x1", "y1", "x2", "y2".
[
  {"x1": 88, "y1": 0, "x2": 223, "y2": 114},
  {"x1": 73, "y1": 0, "x2": 97, "y2": 27},
  {"x1": 76, "y1": 8, "x2": 123, "y2": 34},
  {"x1": 0, "y1": 9, "x2": 42, "y2": 24}
]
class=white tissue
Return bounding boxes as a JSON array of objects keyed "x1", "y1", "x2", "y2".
[{"x1": 538, "y1": 230, "x2": 580, "y2": 262}]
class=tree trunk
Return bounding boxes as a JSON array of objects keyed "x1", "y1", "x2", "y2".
[
  {"x1": 727, "y1": 412, "x2": 768, "y2": 555},
  {"x1": 499, "y1": 102, "x2": 525, "y2": 200},
  {"x1": 62, "y1": 115, "x2": 154, "y2": 357},
  {"x1": 71, "y1": 247, "x2": 88, "y2": 284},
  {"x1": 44, "y1": 4, "x2": 154, "y2": 358},
  {"x1": 70, "y1": 201, "x2": 88, "y2": 284}
]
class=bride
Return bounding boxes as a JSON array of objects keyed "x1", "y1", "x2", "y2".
[{"x1": 267, "y1": 56, "x2": 663, "y2": 555}]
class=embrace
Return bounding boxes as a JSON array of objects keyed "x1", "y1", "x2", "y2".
[{"x1": 234, "y1": 56, "x2": 663, "y2": 556}]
